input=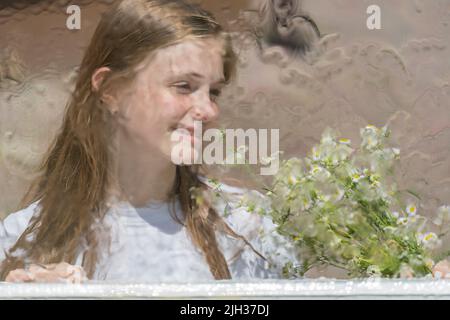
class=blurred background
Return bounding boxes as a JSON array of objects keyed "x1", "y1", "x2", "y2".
[{"x1": 1, "y1": 0, "x2": 449, "y2": 276}]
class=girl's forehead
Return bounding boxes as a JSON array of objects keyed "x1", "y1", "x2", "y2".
[{"x1": 142, "y1": 38, "x2": 225, "y2": 78}]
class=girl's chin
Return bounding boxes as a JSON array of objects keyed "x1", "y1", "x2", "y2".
[
  {"x1": 170, "y1": 148, "x2": 201, "y2": 165},
  {"x1": 170, "y1": 130, "x2": 198, "y2": 145}
]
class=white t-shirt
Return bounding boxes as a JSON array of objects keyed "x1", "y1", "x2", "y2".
[{"x1": 0, "y1": 179, "x2": 299, "y2": 282}]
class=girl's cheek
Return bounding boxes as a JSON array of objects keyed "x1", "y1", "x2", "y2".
[{"x1": 167, "y1": 95, "x2": 191, "y2": 117}]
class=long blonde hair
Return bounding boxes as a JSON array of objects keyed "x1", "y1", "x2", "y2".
[{"x1": 0, "y1": 0, "x2": 264, "y2": 281}]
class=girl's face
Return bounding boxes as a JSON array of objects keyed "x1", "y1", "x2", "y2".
[{"x1": 113, "y1": 37, "x2": 226, "y2": 162}]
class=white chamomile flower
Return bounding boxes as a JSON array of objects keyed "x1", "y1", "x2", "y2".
[
  {"x1": 311, "y1": 146, "x2": 321, "y2": 161},
  {"x1": 418, "y1": 232, "x2": 440, "y2": 249},
  {"x1": 236, "y1": 145, "x2": 248, "y2": 153},
  {"x1": 302, "y1": 198, "x2": 312, "y2": 210},
  {"x1": 338, "y1": 138, "x2": 351, "y2": 145},
  {"x1": 397, "y1": 217, "x2": 408, "y2": 226},
  {"x1": 380, "y1": 125, "x2": 390, "y2": 137},
  {"x1": 366, "y1": 265, "x2": 381, "y2": 277},
  {"x1": 261, "y1": 151, "x2": 281, "y2": 166},
  {"x1": 350, "y1": 169, "x2": 364, "y2": 183},
  {"x1": 288, "y1": 175, "x2": 298, "y2": 185},
  {"x1": 334, "y1": 188, "x2": 345, "y2": 202},
  {"x1": 368, "y1": 173, "x2": 380, "y2": 183},
  {"x1": 321, "y1": 129, "x2": 337, "y2": 145},
  {"x1": 421, "y1": 232, "x2": 438, "y2": 242},
  {"x1": 406, "y1": 204, "x2": 417, "y2": 217},
  {"x1": 310, "y1": 164, "x2": 331, "y2": 180},
  {"x1": 392, "y1": 148, "x2": 400, "y2": 158},
  {"x1": 260, "y1": 156, "x2": 271, "y2": 165},
  {"x1": 362, "y1": 168, "x2": 371, "y2": 177},
  {"x1": 371, "y1": 180, "x2": 381, "y2": 188},
  {"x1": 361, "y1": 124, "x2": 379, "y2": 136},
  {"x1": 361, "y1": 125, "x2": 378, "y2": 137},
  {"x1": 318, "y1": 193, "x2": 331, "y2": 203},
  {"x1": 351, "y1": 174, "x2": 362, "y2": 183},
  {"x1": 316, "y1": 199, "x2": 325, "y2": 208},
  {"x1": 392, "y1": 211, "x2": 400, "y2": 218},
  {"x1": 311, "y1": 164, "x2": 322, "y2": 175},
  {"x1": 424, "y1": 258, "x2": 435, "y2": 270},
  {"x1": 366, "y1": 136, "x2": 377, "y2": 148},
  {"x1": 361, "y1": 126, "x2": 381, "y2": 149}
]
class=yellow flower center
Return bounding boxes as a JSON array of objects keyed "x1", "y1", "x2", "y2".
[{"x1": 424, "y1": 233, "x2": 434, "y2": 241}]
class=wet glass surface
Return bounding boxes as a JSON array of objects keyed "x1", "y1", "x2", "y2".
[{"x1": 0, "y1": 0, "x2": 449, "y2": 280}]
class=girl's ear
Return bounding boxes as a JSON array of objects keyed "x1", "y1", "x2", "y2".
[
  {"x1": 91, "y1": 66, "x2": 111, "y2": 92},
  {"x1": 91, "y1": 67, "x2": 117, "y2": 108}
]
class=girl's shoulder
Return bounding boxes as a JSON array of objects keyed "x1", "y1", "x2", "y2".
[
  {"x1": 1, "y1": 201, "x2": 41, "y2": 239},
  {"x1": 0, "y1": 201, "x2": 41, "y2": 261}
]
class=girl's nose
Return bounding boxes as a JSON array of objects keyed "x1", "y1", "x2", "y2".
[{"x1": 191, "y1": 91, "x2": 219, "y2": 122}]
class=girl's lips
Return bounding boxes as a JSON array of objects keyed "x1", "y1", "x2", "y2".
[
  {"x1": 177, "y1": 126, "x2": 195, "y2": 135},
  {"x1": 172, "y1": 126, "x2": 198, "y2": 144},
  {"x1": 171, "y1": 125, "x2": 194, "y2": 134}
]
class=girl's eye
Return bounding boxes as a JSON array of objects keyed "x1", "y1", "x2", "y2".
[
  {"x1": 209, "y1": 89, "x2": 222, "y2": 101},
  {"x1": 173, "y1": 82, "x2": 192, "y2": 94}
]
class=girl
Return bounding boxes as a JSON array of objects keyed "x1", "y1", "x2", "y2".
[{"x1": 0, "y1": 0, "x2": 293, "y2": 283}]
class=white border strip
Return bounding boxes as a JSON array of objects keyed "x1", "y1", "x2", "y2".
[{"x1": 0, "y1": 279, "x2": 450, "y2": 299}]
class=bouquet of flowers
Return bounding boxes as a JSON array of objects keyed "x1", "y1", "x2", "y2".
[{"x1": 220, "y1": 125, "x2": 450, "y2": 278}]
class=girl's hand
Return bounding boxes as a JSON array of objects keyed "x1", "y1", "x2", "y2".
[
  {"x1": 432, "y1": 260, "x2": 450, "y2": 279},
  {"x1": 5, "y1": 262, "x2": 87, "y2": 283}
]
